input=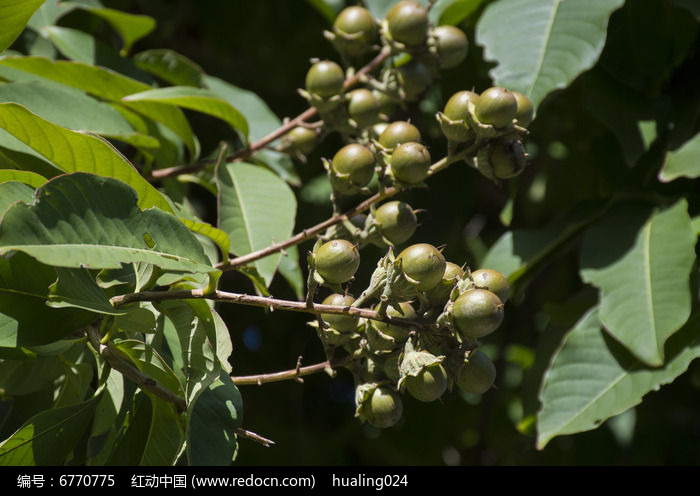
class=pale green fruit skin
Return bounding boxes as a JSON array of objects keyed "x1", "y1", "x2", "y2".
[
  {"x1": 368, "y1": 387, "x2": 403, "y2": 428},
  {"x1": 378, "y1": 121, "x2": 421, "y2": 149},
  {"x1": 475, "y1": 87, "x2": 518, "y2": 128},
  {"x1": 348, "y1": 88, "x2": 381, "y2": 127},
  {"x1": 333, "y1": 6, "x2": 377, "y2": 56},
  {"x1": 305, "y1": 60, "x2": 345, "y2": 98},
  {"x1": 471, "y1": 268, "x2": 510, "y2": 303},
  {"x1": 425, "y1": 261, "x2": 464, "y2": 306},
  {"x1": 287, "y1": 126, "x2": 317, "y2": 154},
  {"x1": 374, "y1": 200, "x2": 418, "y2": 245},
  {"x1": 386, "y1": 1, "x2": 429, "y2": 46},
  {"x1": 372, "y1": 301, "x2": 417, "y2": 341},
  {"x1": 453, "y1": 289, "x2": 504, "y2": 339},
  {"x1": 512, "y1": 91, "x2": 534, "y2": 126},
  {"x1": 489, "y1": 139, "x2": 527, "y2": 179},
  {"x1": 433, "y1": 25, "x2": 468, "y2": 69},
  {"x1": 440, "y1": 90, "x2": 479, "y2": 143},
  {"x1": 397, "y1": 243, "x2": 447, "y2": 291},
  {"x1": 456, "y1": 350, "x2": 496, "y2": 394},
  {"x1": 405, "y1": 364, "x2": 448, "y2": 402},
  {"x1": 331, "y1": 143, "x2": 376, "y2": 190},
  {"x1": 390, "y1": 141, "x2": 431, "y2": 184},
  {"x1": 321, "y1": 293, "x2": 358, "y2": 333},
  {"x1": 315, "y1": 239, "x2": 361, "y2": 284}
]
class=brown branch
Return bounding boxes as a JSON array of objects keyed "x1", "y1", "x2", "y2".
[
  {"x1": 231, "y1": 359, "x2": 339, "y2": 386},
  {"x1": 148, "y1": 46, "x2": 392, "y2": 182},
  {"x1": 235, "y1": 428, "x2": 276, "y2": 447}
]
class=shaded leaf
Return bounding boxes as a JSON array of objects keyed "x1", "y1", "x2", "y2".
[
  {"x1": 113, "y1": 339, "x2": 184, "y2": 398},
  {"x1": 580, "y1": 200, "x2": 697, "y2": 366},
  {"x1": 431, "y1": 0, "x2": 484, "y2": 25},
  {"x1": 134, "y1": 49, "x2": 204, "y2": 87},
  {"x1": 48, "y1": 267, "x2": 124, "y2": 315},
  {"x1": 217, "y1": 162, "x2": 296, "y2": 286},
  {"x1": 476, "y1": 0, "x2": 624, "y2": 111},
  {"x1": 0, "y1": 181, "x2": 34, "y2": 214},
  {"x1": 0, "y1": 173, "x2": 214, "y2": 275},
  {"x1": 659, "y1": 133, "x2": 700, "y2": 182},
  {"x1": 0, "y1": 0, "x2": 47, "y2": 53}
]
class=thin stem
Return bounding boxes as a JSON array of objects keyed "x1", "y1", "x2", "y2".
[
  {"x1": 235, "y1": 428, "x2": 275, "y2": 447},
  {"x1": 231, "y1": 358, "x2": 341, "y2": 386},
  {"x1": 111, "y1": 289, "x2": 422, "y2": 329},
  {"x1": 148, "y1": 46, "x2": 391, "y2": 182}
]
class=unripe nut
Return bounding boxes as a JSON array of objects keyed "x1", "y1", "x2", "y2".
[
  {"x1": 386, "y1": 1, "x2": 429, "y2": 46},
  {"x1": 433, "y1": 25, "x2": 468, "y2": 69},
  {"x1": 512, "y1": 91, "x2": 534, "y2": 127},
  {"x1": 315, "y1": 239, "x2": 361, "y2": 284},
  {"x1": 368, "y1": 386, "x2": 403, "y2": 428},
  {"x1": 305, "y1": 60, "x2": 345, "y2": 98},
  {"x1": 405, "y1": 364, "x2": 448, "y2": 402},
  {"x1": 456, "y1": 350, "x2": 496, "y2": 394},
  {"x1": 489, "y1": 139, "x2": 527, "y2": 179},
  {"x1": 374, "y1": 200, "x2": 418, "y2": 245},
  {"x1": 452, "y1": 289, "x2": 504, "y2": 339},
  {"x1": 440, "y1": 90, "x2": 479, "y2": 143},
  {"x1": 331, "y1": 143, "x2": 376, "y2": 190},
  {"x1": 471, "y1": 268, "x2": 509, "y2": 303},
  {"x1": 348, "y1": 88, "x2": 381, "y2": 128},
  {"x1": 397, "y1": 243, "x2": 447, "y2": 291},
  {"x1": 321, "y1": 293, "x2": 358, "y2": 333},
  {"x1": 475, "y1": 87, "x2": 518, "y2": 128},
  {"x1": 287, "y1": 126, "x2": 317, "y2": 155},
  {"x1": 333, "y1": 6, "x2": 377, "y2": 56},
  {"x1": 390, "y1": 141, "x2": 431, "y2": 184},
  {"x1": 378, "y1": 121, "x2": 421, "y2": 149}
]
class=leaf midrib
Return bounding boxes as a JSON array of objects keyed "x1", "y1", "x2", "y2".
[{"x1": 526, "y1": 0, "x2": 561, "y2": 97}]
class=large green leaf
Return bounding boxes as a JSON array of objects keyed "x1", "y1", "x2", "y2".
[
  {"x1": 134, "y1": 49, "x2": 204, "y2": 87},
  {"x1": 475, "y1": 0, "x2": 624, "y2": 110},
  {"x1": 0, "y1": 395, "x2": 100, "y2": 465},
  {"x1": 113, "y1": 339, "x2": 184, "y2": 398},
  {"x1": 580, "y1": 200, "x2": 697, "y2": 366},
  {"x1": 60, "y1": 2, "x2": 156, "y2": 55},
  {"x1": 0, "y1": 103, "x2": 170, "y2": 212},
  {"x1": 0, "y1": 181, "x2": 33, "y2": 214},
  {"x1": 0, "y1": 173, "x2": 214, "y2": 275},
  {"x1": 0, "y1": 0, "x2": 47, "y2": 53},
  {"x1": 659, "y1": 133, "x2": 700, "y2": 182},
  {"x1": 0, "y1": 56, "x2": 196, "y2": 156},
  {"x1": 0, "y1": 169, "x2": 46, "y2": 188},
  {"x1": 187, "y1": 373, "x2": 243, "y2": 466},
  {"x1": 217, "y1": 162, "x2": 297, "y2": 286},
  {"x1": 0, "y1": 80, "x2": 159, "y2": 150},
  {"x1": 430, "y1": 0, "x2": 485, "y2": 25},
  {"x1": 47, "y1": 267, "x2": 125, "y2": 315},
  {"x1": 123, "y1": 86, "x2": 249, "y2": 140},
  {"x1": 537, "y1": 308, "x2": 700, "y2": 449}
]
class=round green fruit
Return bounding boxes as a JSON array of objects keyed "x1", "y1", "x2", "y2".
[
  {"x1": 347, "y1": 88, "x2": 381, "y2": 128},
  {"x1": 452, "y1": 289, "x2": 504, "y2": 339},
  {"x1": 374, "y1": 200, "x2": 418, "y2": 245},
  {"x1": 471, "y1": 268, "x2": 509, "y2": 303},
  {"x1": 512, "y1": 91, "x2": 534, "y2": 127},
  {"x1": 488, "y1": 139, "x2": 527, "y2": 179},
  {"x1": 433, "y1": 25, "x2": 468, "y2": 69},
  {"x1": 286, "y1": 126, "x2": 317, "y2": 155},
  {"x1": 405, "y1": 364, "x2": 448, "y2": 402},
  {"x1": 321, "y1": 293, "x2": 358, "y2": 333},
  {"x1": 367, "y1": 386, "x2": 403, "y2": 428},
  {"x1": 331, "y1": 143, "x2": 376, "y2": 191},
  {"x1": 333, "y1": 6, "x2": 377, "y2": 56},
  {"x1": 397, "y1": 243, "x2": 447, "y2": 291},
  {"x1": 305, "y1": 60, "x2": 345, "y2": 98},
  {"x1": 390, "y1": 141, "x2": 431, "y2": 183},
  {"x1": 440, "y1": 90, "x2": 479, "y2": 142},
  {"x1": 372, "y1": 301, "x2": 417, "y2": 341},
  {"x1": 425, "y1": 261, "x2": 464, "y2": 306},
  {"x1": 456, "y1": 350, "x2": 496, "y2": 394},
  {"x1": 386, "y1": 1, "x2": 429, "y2": 46},
  {"x1": 315, "y1": 239, "x2": 361, "y2": 284},
  {"x1": 475, "y1": 87, "x2": 518, "y2": 128},
  {"x1": 378, "y1": 121, "x2": 421, "y2": 149}
]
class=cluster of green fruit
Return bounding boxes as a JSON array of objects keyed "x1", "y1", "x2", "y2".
[{"x1": 309, "y1": 235, "x2": 508, "y2": 429}]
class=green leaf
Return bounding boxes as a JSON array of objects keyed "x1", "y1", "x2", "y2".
[
  {"x1": 203, "y1": 75, "x2": 278, "y2": 143},
  {"x1": 431, "y1": 0, "x2": 484, "y2": 25},
  {"x1": 0, "y1": 173, "x2": 214, "y2": 275},
  {"x1": 26, "y1": 0, "x2": 73, "y2": 31},
  {"x1": 0, "y1": 181, "x2": 34, "y2": 214},
  {"x1": 113, "y1": 339, "x2": 184, "y2": 398},
  {"x1": 537, "y1": 308, "x2": 700, "y2": 449},
  {"x1": 305, "y1": 0, "x2": 343, "y2": 23},
  {"x1": 187, "y1": 373, "x2": 243, "y2": 466},
  {"x1": 0, "y1": 103, "x2": 170, "y2": 212},
  {"x1": 0, "y1": 56, "x2": 196, "y2": 157},
  {"x1": 217, "y1": 162, "x2": 297, "y2": 286},
  {"x1": 60, "y1": 2, "x2": 156, "y2": 55},
  {"x1": 91, "y1": 368, "x2": 125, "y2": 437},
  {"x1": 48, "y1": 267, "x2": 124, "y2": 315},
  {"x1": 0, "y1": 170, "x2": 46, "y2": 188},
  {"x1": 134, "y1": 49, "x2": 204, "y2": 87},
  {"x1": 0, "y1": 356, "x2": 64, "y2": 395},
  {"x1": 179, "y1": 218, "x2": 230, "y2": 263},
  {"x1": 475, "y1": 0, "x2": 624, "y2": 111},
  {"x1": 253, "y1": 149, "x2": 301, "y2": 187},
  {"x1": 54, "y1": 362, "x2": 93, "y2": 409},
  {"x1": 123, "y1": 86, "x2": 249, "y2": 140},
  {"x1": 659, "y1": 133, "x2": 700, "y2": 182},
  {"x1": 580, "y1": 200, "x2": 697, "y2": 366},
  {"x1": 0, "y1": 0, "x2": 47, "y2": 53},
  {"x1": 0, "y1": 395, "x2": 100, "y2": 465}
]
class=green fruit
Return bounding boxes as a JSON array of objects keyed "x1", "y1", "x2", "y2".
[
  {"x1": 390, "y1": 141, "x2": 431, "y2": 183},
  {"x1": 286, "y1": 126, "x2": 317, "y2": 155},
  {"x1": 374, "y1": 200, "x2": 418, "y2": 245},
  {"x1": 347, "y1": 88, "x2": 381, "y2": 128},
  {"x1": 512, "y1": 91, "x2": 534, "y2": 127},
  {"x1": 456, "y1": 350, "x2": 496, "y2": 394},
  {"x1": 425, "y1": 261, "x2": 464, "y2": 306},
  {"x1": 305, "y1": 60, "x2": 345, "y2": 98},
  {"x1": 396, "y1": 60, "x2": 432, "y2": 101},
  {"x1": 387, "y1": 1, "x2": 429, "y2": 46},
  {"x1": 372, "y1": 301, "x2": 417, "y2": 341},
  {"x1": 321, "y1": 293, "x2": 358, "y2": 332},
  {"x1": 488, "y1": 139, "x2": 527, "y2": 179},
  {"x1": 440, "y1": 90, "x2": 479, "y2": 142},
  {"x1": 331, "y1": 143, "x2": 376, "y2": 192},
  {"x1": 433, "y1": 25, "x2": 468, "y2": 69},
  {"x1": 397, "y1": 243, "x2": 447, "y2": 291},
  {"x1": 405, "y1": 364, "x2": 448, "y2": 402},
  {"x1": 333, "y1": 6, "x2": 377, "y2": 56},
  {"x1": 475, "y1": 87, "x2": 518, "y2": 128},
  {"x1": 471, "y1": 268, "x2": 509, "y2": 303},
  {"x1": 452, "y1": 289, "x2": 503, "y2": 339},
  {"x1": 378, "y1": 121, "x2": 421, "y2": 149},
  {"x1": 367, "y1": 386, "x2": 403, "y2": 428},
  {"x1": 315, "y1": 239, "x2": 361, "y2": 284}
]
